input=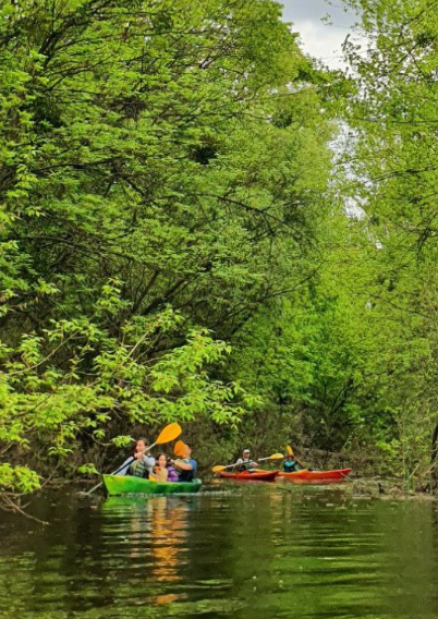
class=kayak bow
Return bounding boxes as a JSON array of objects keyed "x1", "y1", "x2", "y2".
[
  {"x1": 218, "y1": 470, "x2": 279, "y2": 481},
  {"x1": 279, "y1": 468, "x2": 352, "y2": 484},
  {"x1": 103, "y1": 475, "x2": 202, "y2": 496}
]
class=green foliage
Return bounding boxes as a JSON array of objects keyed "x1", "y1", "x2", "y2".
[
  {"x1": 3, "y1": 0, "x2": 438, "y2": 499},
  {"x1": 1, "y1": 284, "x2": 257, "y2": 492},
  {"x1": 0, "y1": 0, "x2": 336, "y2": 502},
  {"x1": 332, "y1": 0, "x2": 438, "y2": 484},
  {"x1": 0, "y1": 463, "x2": 40, "y2": 494}
]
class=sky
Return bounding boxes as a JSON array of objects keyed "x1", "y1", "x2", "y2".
[{"x1": 280, "y1": 0, "x2": 358, "y2": 69}]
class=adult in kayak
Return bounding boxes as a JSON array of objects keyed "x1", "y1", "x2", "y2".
[
  {"x1": 118, "y1": 438, "x2": 156, "y2": 478},
  {"x1": 283, "y1": 453, "x2": 304, "y2": 473},
  {"x1": 235, "y1": 449, "x2": 258, "y2": 472},
  {"x1": 170, "y1": 443, "x2": 198, "y2": 482}
]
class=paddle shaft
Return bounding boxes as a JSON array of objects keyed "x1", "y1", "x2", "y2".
[
  {"x1": 286, "y1": 446, "x2": 306, "y2": 470},
  {"x1": 82, "y1": 457, "x2": 136, "y2": 496},
  {"x1": 284, "y1": 457, "x2": 307, "y2": 472},
  {"x1": 292, "y1": 457, "x2": 307, "y2": 470},
  {"x1": 219, "y1": 455, "x2": 279, "y2": 472},
  {"x1": 84, "y1": 456, "x2": 131, "y2": 496}
]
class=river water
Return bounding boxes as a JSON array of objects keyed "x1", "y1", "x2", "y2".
[{"x1": 1, "y1": 483, "x2": 438, "y2": 619}]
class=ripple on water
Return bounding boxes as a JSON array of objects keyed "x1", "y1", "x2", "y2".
[{"x1": 0, "y1": 486, "x2": 438, "y2": 619}]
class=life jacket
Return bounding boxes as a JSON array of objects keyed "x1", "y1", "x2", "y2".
[
  {"x1": 178, "y1": 459, "x2": 196, "y2": 482},
  {"x1": 238, "y1": 459, "x2": 253, "y2": 472},
  {"x1": 128, "y1": 460, "x2": 149, "y2": 478},
  {"x1": 283, "y1": 459, "x2": 299, "y2": 473}
]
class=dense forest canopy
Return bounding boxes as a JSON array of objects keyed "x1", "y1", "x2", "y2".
[{"x1": 1, "y1": 0, "x2": 438, "y2": 506}]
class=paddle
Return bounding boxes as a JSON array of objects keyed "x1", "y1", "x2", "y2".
[
  {"x1": 286, "y1": 445, "x2": 307, "y2": 471},
  {"x1": 82, "y1": 422, "x2": 182, "y2": 496},
  {"x1": 212, "y1": 453, "x2": 284, "y2": 474}
]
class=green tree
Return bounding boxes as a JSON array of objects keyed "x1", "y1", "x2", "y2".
[
  {"x1": 0, "y1": 0, "x2": 336, "y2": 506},
  {"x1": 338, "y1": 0, "x2": 438, "y2": 487}
]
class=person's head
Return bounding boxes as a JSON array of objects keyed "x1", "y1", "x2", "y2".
[
  {"x1": 243, "y1": 449, "x2": 250, "y2": 459},
  {"x1": 135, "y1": 438, "x2": 148, "y2": 454},
  {"x1": 157, "y1": 453, "x2": 167, "y2": 468}
]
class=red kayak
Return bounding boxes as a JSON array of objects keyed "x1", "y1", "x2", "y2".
[
  {"x1": 279, "y1": 468, "x2": 352, "y2": 484},
  {"x1": 218, "y1": 470, "x2": 279, "y2": 482}
]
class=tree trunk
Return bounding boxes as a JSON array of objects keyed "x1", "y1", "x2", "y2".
[{"x1": 431, "y1": 423, "x2": 438, "y2": 493}]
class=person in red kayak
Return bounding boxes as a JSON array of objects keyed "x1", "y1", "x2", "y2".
[
  {"x1": 235, "y1": 449, "x2": 258, "y2": 472},
  {"x1": 283, "y1": 454, "x2": 304, "y2": 473}
]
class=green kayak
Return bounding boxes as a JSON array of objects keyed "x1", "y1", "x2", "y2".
[{"x1": 103, "y1": 474, "x2": 202, "y2": 496}]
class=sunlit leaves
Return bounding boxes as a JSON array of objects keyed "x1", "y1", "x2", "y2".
[{"x1": 0, "y1": 298, "x2": 251, "y2": 493}]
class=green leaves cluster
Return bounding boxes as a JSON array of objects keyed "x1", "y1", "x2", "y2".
[{"x1": 0, "y1": 288, "x2": 251, "y2": 494}]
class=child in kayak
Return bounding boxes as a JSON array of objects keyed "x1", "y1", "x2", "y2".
[{"x1": 153, "y1": 453, "x2": 169, "y2": 482}]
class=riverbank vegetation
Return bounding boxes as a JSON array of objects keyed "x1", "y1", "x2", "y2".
[{"x1": 1, "y1": 0, "x2": 438, "y2": 507}]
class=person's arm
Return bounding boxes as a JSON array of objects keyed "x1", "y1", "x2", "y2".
[{"x1": 171, "y1": 459, "x2": 193, "y2": 471}]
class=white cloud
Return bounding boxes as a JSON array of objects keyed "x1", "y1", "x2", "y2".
[
  {"x1": 293, "y1": 19, "x2": 348, "y2": 69},
  {"x1": 280, "y1": 0, "x2": 359, "y2": 70}
]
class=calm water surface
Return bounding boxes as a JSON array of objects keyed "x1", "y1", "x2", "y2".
[{"x1": 1, "y1": 483, "x2": 438, "y2": 619}]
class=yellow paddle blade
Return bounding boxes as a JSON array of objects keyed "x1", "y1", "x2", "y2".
[
  {"x1": 269, "y1": 453, "x2": 285, "y2": 460},
  {"x1": 174, "y1": 440, "x2": 187, "y2": 457},
  {"x1": 212, "y1": 465, "x2": 226, "y2": 473},
  {"x1": 148, "y1": 474, "x2": 157, "y2": 482},
  {"x1": 155, "y1": 423, "x2": 182, "y2": 445},
  {"x1": 286, "y1": 445, "x2": 294, "y2": 456}
]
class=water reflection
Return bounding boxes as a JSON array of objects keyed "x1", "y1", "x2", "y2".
[
  {"x1": 103, "y1": 496, "x2": 191, "y2": 604},
  {"x1": 0, "y1": 487, "x2": 438, "y2": 619}
]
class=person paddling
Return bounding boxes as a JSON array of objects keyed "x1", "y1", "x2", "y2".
[
  {"x1": 235, "y1": 449, "x2": 258, "y2": 472},
  {"x1": 118, "y1": 438, "x2": 156, "y2": 478},
  {"x1": 171, "y1": 443, "x2": 197, "y2": 482},
  {"x1": 283, "y1": 453, "x2": 304, "y2": 473}
]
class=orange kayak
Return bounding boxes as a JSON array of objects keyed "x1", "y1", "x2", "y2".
[
  {"x1": 279, "y1": 468, "x2": 352, "y2": 484},
  {"x1": 218, "y1": 470, "x2": 279, "y2": 481}
]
